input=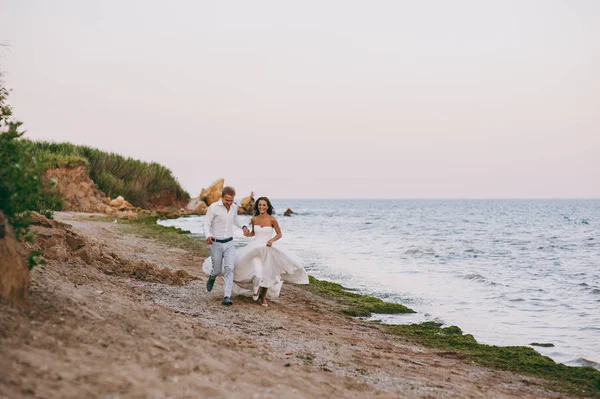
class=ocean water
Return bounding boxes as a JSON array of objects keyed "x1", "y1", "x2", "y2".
[{"x1": 159, "y1": 199, "x2": 600, "y2": 368}]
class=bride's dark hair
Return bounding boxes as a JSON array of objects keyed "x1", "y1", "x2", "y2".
[{"x1": 253, "y1": 197, "x2": 274, "y2": 216}]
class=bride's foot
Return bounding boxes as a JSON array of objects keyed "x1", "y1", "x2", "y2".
[
  {"x1": 252, "y1": 290, "x2": 259, "y2": 301},
  {"x1": 260, "y1": 288, "x2": 269, "y2": 307}
]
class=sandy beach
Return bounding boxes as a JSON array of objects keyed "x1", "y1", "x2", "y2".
[{"x1": 0, "y1": 212, "x2": 582, "y2": 398}]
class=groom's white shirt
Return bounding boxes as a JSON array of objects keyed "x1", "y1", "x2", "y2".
[{"x1": 203, "y1": 199, "x2": 245, "y2": 239}]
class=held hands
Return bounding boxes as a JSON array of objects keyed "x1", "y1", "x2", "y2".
[
  {"x1": 266, "y1": 240, "x2": 273, "y2": 247},
  {"x1": 206, "y1": 236, "x2": 214, "y2": 245},
  {"x1": 242, "y1": 226, "x2": 250, "y2": 237}
]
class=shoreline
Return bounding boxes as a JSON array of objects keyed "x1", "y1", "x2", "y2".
[
  {"x1": 1, "y1": 212, "x2": 598, "y2": 398},
  {"x1": 160, "y1": 210, "x2": 600, "y2": 369}
]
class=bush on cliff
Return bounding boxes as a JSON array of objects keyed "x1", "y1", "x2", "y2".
[{"x1": 27, "y1": 141, "x2": 190, "y2": 209}]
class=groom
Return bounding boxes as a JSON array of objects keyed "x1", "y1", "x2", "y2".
[{"x1": 203, "y1": 186, "x2": 249, "y2": 306}]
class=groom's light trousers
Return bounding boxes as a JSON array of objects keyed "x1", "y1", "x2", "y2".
[{"x1": 208, "y1": 240, "x2": 236, "y2": 298}]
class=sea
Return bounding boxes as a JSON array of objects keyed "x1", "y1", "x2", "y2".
[{"x1": 158, "y1": 199, "x2": 600, "y2": 369}]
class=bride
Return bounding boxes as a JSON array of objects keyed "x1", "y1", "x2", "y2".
[{"x1": 232, "y1": 196, "x2": 309, "y2": 307}]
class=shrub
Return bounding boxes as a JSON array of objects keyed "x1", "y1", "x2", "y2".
[{"x1": 0, "y1": 69, "x2": 62, "y2": 267}]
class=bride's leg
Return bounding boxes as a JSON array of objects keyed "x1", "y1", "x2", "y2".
[
  {"x1": 252, "y1": 258, "x2": 262, "y2": 300},
  {"x1": 252, "y1": 280, "x2": 260, "y2": 301},
  {"x1": 261, "y1": 288, "x2": 269, "y2": 306}
]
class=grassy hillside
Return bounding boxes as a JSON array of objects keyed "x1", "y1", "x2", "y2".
[{"x1": 26, "y1": 140, "x2": 190, "y2": 209}]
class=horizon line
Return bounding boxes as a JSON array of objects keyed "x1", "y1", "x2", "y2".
[{"x1": 263, "y1": 197, "x2": 600, "y2": 201}]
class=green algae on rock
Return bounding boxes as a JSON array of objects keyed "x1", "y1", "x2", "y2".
[
  {"x1": 387, "y1": 322, "x2": 600, "y2": 398},
  {"x1": 305, "y1": 276, "x2": 415, "y2": 317}
]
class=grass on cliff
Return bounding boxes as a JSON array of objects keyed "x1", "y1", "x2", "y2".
[
  {"x1": 26, "y1": 140, "x2": 190, "y2": 208},
  {"x1": 387, "y1": 321, "x2": 600, "y2": 398},
  {"x1": 305, "y1": 276, "x2": 415, "y2": 317}
]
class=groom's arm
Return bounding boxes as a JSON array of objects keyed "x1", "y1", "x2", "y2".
[
  {"x1": 233, "y1": 208, "x2": 249, "y2": 235},
  {"x1": 203, "y1": 205, "x2": 215, "y2": 243}
]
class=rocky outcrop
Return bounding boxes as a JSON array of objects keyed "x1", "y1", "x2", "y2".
[
  {"x1": 46, "y1": 165, "x2": 111, "y2": 213},
  {"x1": 0, "y1": 212, "x2": 30, "y2": 304},
  {"x1": 45, "y1": 166, "x2": 144, "y2": 218},
  {"x1": 193, "y1": 179, "x2": 254, "y2": 216},
  {"x1": 284, "y1": 208, "x2": 294, "y2": 217},
  {"x1": 238, "y1": 192, "x2": 255, "y2": 215},
  {"x1": 109, "y1": 196, "x2": 135, "y2": 212},
  {"x1": 45, "y1": 165, "x2": 188, "y2": 218},
  {"x1": 199, "y1": 178, "x2": 224, "y2": 207},
  {"x1": 185, "y1": 197, "x2": 206, "y2": 215}
]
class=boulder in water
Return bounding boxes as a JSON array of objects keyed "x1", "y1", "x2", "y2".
[
  {"x1": 199, "y1": 178, "x2": 224, "y2": 207},
  {"x1": 238, "y1": 191, "x2": 255, "y2": 215}
]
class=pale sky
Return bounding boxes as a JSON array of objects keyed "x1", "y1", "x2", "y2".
[{"x1": 1, "y1": 0, "x2": 599, "y2": 199}]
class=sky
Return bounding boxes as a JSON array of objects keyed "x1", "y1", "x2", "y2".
[{"x1": 1, "y1": 0, "x2": 599, "y2": 199}]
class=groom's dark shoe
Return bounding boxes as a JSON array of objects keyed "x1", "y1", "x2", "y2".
[
  {"x1": 206, "y1": 276, "x2": 216, "y2": 292},
  {"x1": 222, "y1": 296, "x2": 233, "y2": 306}
]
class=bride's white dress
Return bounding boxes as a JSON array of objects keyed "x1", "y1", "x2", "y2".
[{"x1": 202, "y1": 225, "x2": 309, "y2": 299}]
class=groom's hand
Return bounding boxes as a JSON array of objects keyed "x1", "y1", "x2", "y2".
[
  {"x1": 206, "y1": 236, "x2": 214, "y2": 245},
  {"x1": 242, "y1": 226, "x2": 249, "y2": 236}
]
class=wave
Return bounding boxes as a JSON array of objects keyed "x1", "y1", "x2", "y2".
[
  {"x1": 465, "y1": 273, "x2": 485, "y2": 281},
  {"x1": 577, "y1": 282, "x2": 600, "y2": 296},
  {"x1": 404, "y1": 248, "x2": 436, "y2": 256},
  {"x1": 463, "y1": 248, "x2": 484, "y2": 258},
  {"x1": 569, "y1": 357, "x2": 600, "y2": 370},
  {"x1": 463, "y1": 273, "x2": 499, "y2": 286}
]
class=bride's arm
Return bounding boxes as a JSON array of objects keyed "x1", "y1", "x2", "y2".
[{"x1": 267, "y1": 217, "x2": 282, "y2": 246}]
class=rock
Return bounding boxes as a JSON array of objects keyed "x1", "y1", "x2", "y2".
[
  {"x1": 28, "y1": 211, "x2": 55, "y2": 228},
  {"x1": 0, "y1": 211, "x2": 30, "y2": 304},
  {"x1": 44, "y1": 164, "x2": 188, "y2": 215},
  {"x1": 65, "y1": 232, "x2": 86, "y2": 251},
  {"x1": 104, "y1": 206, "x2": 117, "y2": 216},
  {"x1": 156, "y1": 208, "x2": 180, "y2": 219},
  {"x1": 238, "y1": 192, "x2": 255, "y2": 215},
  {"x1": 283, "y1": 208, "x2": 294, "y2": 217},
  {"x1": 198, "y1": 178, "x2": 224, "y2": 207},
  {"x1": 73, "y1": 247, "x2": 94, "y2": 264},
  {"x1": 165, "y1": 211, "x2": 180, "y2": 219},
  {"x1": 33, "y1": 228, "x2": 68, "y2": 251},
  {"x1": 109, "y1": 196, "x2": 135, "y2": 211},
  {"x1": 43, "y1": 246, "x2": 70, "y2": 262},
  {"x1": 45, "y1": 165, "x2": 109, "y2": 213},
  {"x1": 186, "y1": 197, "x2": 199, "y2": 211},
  {"x1": 194, "y1": 201, "x2": 208, "y2": 215}
]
